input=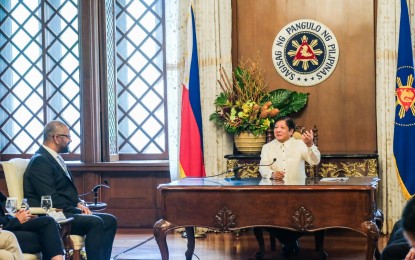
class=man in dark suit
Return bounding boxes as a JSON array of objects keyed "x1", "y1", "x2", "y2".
[
  {"x1": 381, "y1": 197, "x2": 415, "y2": 260},
  {"x1": 0, "y1": 191, "x2": 64, "y2": 259},
  {"x1": 23, "y1": 120, "x2": 117, "y2": 260}
]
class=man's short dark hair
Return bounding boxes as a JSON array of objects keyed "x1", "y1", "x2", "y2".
[
  {"x1": 276, "y1": 116, "x2": 296, "y2": 131},
  {"x1": 402, "y1": 196, "x2": 415, "y2": 235}
]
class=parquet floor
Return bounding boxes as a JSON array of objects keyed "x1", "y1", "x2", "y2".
[{"x1": 110, "y1": 228, "x2": 389, "y2": 260}]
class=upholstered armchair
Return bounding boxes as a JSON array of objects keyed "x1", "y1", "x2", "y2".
[{"x1": 2, "y1": 158, "x2": 85, "y2": 260}]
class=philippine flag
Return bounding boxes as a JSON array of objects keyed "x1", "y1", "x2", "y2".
[{"x1": 179, "y1": 5, "x2": 206, "y2": 178}]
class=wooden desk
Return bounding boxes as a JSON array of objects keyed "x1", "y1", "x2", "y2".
[{"x1": 154, "y1": 177, "x2": 380, "y2": 260}]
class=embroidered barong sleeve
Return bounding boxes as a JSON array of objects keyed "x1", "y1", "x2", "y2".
[
  {"x1": 259, "y1": 141, "x2": 275, "y2": 179},
  {"x1": 302, "y1": 144, "x2": 321, "y2": 165}
]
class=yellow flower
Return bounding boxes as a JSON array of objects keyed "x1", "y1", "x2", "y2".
[
  {"x1": 263, "y1": 118, "x2": 270, "y2": 128},
  {"x1": 242, "y1": 103, "x2": 252, "y2": 114},
  {"x1": 238, "y1": 111, "x2": 249, "y2": 119}
]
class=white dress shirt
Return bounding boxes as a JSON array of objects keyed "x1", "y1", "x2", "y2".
[{"x1": 259, "y1": 137, "x2": 321, "y2": 180}]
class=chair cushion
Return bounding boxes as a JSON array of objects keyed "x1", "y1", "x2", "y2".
[
  {"x1": 2, "y1": 158, "x2": 30, "y2": 206},
  {"x1": 0, "y1": 249, "x2": 14, "y2": 259},
  {"x1": 70, "y1": 235, "x2": 85, "y2": 250},
  {"x1": 23, "y1": 253, "x2": 41, "y2": 260}
]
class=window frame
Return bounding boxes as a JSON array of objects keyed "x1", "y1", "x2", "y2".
[{"x1": 0, "y1": 0, "x2": 168, "y2": 163}]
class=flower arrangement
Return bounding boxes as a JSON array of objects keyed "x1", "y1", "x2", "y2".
[{"x1": 209, "y1": 59, "x2": 309, "y2": 136}]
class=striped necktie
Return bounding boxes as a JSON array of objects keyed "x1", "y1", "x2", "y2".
[{"x1": 57, "y1": 155, "x2": 71, "y2": 180}]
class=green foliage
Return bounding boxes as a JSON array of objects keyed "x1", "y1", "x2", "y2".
[
  {"x1": 262, "y1": 89, "x2": 309, "y2": 119},
  {"x1": 209, "y1": 59, "x2": 309, "y2": 136}
]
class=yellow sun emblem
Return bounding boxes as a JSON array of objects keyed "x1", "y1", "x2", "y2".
[
  {"x1": 287, "y1": 35, "x2": 323, "y2": 71},
  {"x1": 396, "y1": 74, "x2": 415, "y2": 119}
]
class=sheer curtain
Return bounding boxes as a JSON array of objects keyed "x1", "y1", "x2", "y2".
[
  {"x1": 166, "y1": 0, "x2": 233, "y2": 180},
  {"x1": 376, "y1": 0, "x2": 415, "y2": 233}
]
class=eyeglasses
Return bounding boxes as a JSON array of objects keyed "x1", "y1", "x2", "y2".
[{"x1": 55, "y1": 134, "x2": 71, "y2": 139}]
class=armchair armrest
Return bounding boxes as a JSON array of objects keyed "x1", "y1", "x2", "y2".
[{"x1": 29, "y1": 207, "x2": 56, "y2": 215}]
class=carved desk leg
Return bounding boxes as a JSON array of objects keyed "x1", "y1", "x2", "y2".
[
  {"x1": 154, "y1": 219, "x2": 176, "y2": 260},
  {"x1": 362, "y1": 221, "x2": 379, "y2": 260},
  {"x1": 185, "y1": 227, "x2": 195, "y2": 260}
]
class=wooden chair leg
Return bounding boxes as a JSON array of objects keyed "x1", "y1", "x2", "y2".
[
  {"x1": 72, "y1": 249, "x2": 81, "y2": 260},
  {"x1": 269, "y1": 234, "x2": 277, "y2": 251},
  {"x1": 314, "y1": 230, "x2": 325, "y2": 251},
  {"x1": 59, "y1": 221, "x2": 73, "y2": 260},
  {"x1": 314, "y1": 230, "x2": 327, "y2": 259},
  {"x1": 374, "y1": 209, "x2": 384, "y2": 260},
  {"x1": 253, "y1": 227, "x2": 266, "y2": 259}
]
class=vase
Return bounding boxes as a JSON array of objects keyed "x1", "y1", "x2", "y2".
[{"x1": 234, "y1": 132, "x2": 266, "y2": 154}]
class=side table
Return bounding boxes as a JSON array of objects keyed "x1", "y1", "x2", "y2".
[{"x1": 85, "y1": 202, "x2": 107, "y2": 211}]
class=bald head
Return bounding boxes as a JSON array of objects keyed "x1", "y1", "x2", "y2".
[
  {"x1": 42, "y1": 121, "x2": 72, "y2": 153},
  {"x1": 43, "y1": 121, "x2": 68, "y2": 142}
]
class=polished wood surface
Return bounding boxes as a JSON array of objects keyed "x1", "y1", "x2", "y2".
[
  {"x1": 232, "y1": 0, "x2": 376, "y2": 154},
  {"x1": 154, "y1": 177, "x2": 380, "y2": 260},
  {"x1": 113, "y1": 229, "x2": 389, "y2": 260}
]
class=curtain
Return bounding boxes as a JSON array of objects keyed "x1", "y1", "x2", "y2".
[
  {"x1": 167, "y1": 0, "x2": 233, "y2": 180},
  {"x1": 376, "y1": 0, "x2": 415, "y2": 233}
]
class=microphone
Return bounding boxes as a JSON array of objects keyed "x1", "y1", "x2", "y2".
[
  {"x1": 92, "y1": 182, "x2": 110, "y2": 192},
  {"x1": 263, "y1": 158, "x2": 277, "y2": 166},
  {"x1": 92, "y1": 180, "x2": 110, "y2": 205},
  {"x1": 79, "y1": 180, "x2": 110, "y2": 205},
  {"x1": 228, "y1": 158, "x2": 277, "y2": 181}
]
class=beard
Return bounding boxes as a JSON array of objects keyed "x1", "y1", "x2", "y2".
[{"x1": 59, "y1": 144, "x2": 70, "y2": 153}]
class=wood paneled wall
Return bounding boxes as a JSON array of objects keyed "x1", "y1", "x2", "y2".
[{"x1": 232, "y1": 0, "x2": 377, "y2": 154}]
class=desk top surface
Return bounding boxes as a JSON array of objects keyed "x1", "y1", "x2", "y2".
[{"x1": 159, "y1": 176, "x2": 379, "y2": 190}]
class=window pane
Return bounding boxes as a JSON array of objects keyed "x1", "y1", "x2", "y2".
[
  {"x1": 0, "y1": 0, "x2": 80, "y2": 156},
  {"x1": 115, "y1": 0, "x2": 166, "y2": 157}
]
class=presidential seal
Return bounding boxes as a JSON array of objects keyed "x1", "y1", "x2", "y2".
[
  {"x1": 395, "y1": 66, "x2": 415, "y2": 126},
  {"x1": 272, "y1": 19, "x2": 339, "y2": 87}
]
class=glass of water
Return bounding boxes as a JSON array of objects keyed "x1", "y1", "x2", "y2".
[
  {"x1": 5, "y1": 197, "x2": 18, "y2": 215},
  {"x1": 40, "y1": 195, "x2": 53, "y2": 214}
]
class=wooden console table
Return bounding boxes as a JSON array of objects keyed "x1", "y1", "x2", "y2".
[{"x1": 153, "y1": 177, "x2": 380, "y2": 260}]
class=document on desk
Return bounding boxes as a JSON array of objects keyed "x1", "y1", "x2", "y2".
[{"x1": 319, "y1": 177, "x2": 349, "y2": 182}]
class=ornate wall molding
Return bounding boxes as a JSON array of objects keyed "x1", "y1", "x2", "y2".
[{"x1": 319, "y1": 159, "x2": 378, "y2": 177}]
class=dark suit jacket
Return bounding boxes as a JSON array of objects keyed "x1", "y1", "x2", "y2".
[{"x1": 23, "y1": 146, "x2": 82, "y2": 214}]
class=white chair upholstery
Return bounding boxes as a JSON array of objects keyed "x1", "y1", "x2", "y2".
[
  {"x1": 70, "y1": 234, "x2": 85, "y2": 250},
  {"x1": 2, "y1": 158, "x2": 85, "y2": 259},
  {"x1": 23, "y1": 253, "x2": 42, "y2": 260},
  {"x1": 2, "y1": 158, "x2": 30, "y2": 207}
]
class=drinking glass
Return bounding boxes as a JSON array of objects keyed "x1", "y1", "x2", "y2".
[
  {"x1": 41, "y1": 195, "x2": 53, "y2": 213},
  {"x1": 5, "y1": 197, "x2": 17, "y2": 215}
]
